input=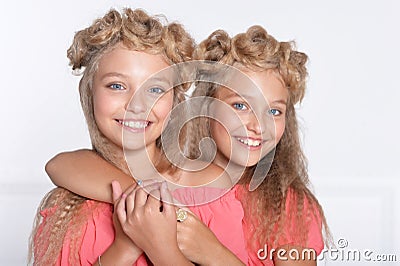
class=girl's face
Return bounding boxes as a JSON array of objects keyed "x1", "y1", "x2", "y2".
[
  {"x1": 92, "y1": 44, "x2": 173, "y2": 155},
  {"x1": 210, "y1": 69, "x2": 288, "y2": 167}
]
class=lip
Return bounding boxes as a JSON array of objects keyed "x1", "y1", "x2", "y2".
[
  {"x1": 233, "y1": 136, "x2": 266, "y2": 151},
  {"x1": 116, "y1": 119, "x2": 152, "y2": 133}
]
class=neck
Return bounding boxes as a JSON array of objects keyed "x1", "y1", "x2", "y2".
[
  {"x1": 213, "y1": 151, "x2": 245, "y2": 184},
  {"x1": 98, "y1": 141, "x2": 130, "y2": 175},
  {"x1": 124, "y1": 145, "x2": 165, "y2": 182}
]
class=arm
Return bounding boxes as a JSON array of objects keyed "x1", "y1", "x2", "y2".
[
  {"x1": 93, "y1": 182, "x2": 143, "y2": 266},
  {"x1": 45, "y1": 149, "x2": 135, "y2": 203},
  {"x1": 92, "y1": 239, "x2": 142, "y2": 266},
  {"x1": 177, "y1": 213, "x2": 245, "y2": 266}
]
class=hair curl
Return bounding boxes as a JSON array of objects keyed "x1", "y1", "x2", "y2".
[
  {"x1": 191, "y1": 26, "x2": 330, "y2": 250},
  {"x1": 29, "y1": 8, "x2": 195, "y2": 265}
]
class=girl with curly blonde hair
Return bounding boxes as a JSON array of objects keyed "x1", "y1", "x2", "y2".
[
  {"x1": 29, "y1": 8, "x2": 247, "y2": 265},
  {"x1": 179, "y1": 26, "x2": 330, "y2": 265}
]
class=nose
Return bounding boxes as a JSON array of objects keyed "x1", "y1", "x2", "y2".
[
  {"x1": 126, "y1": 91, "x2": 147, "y2": 114},
  {"x1": 246, "y1": 112, "x2": 265, "y2": 135}
]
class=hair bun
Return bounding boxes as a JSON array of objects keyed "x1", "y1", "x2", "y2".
[
  {"x1": 163, "y1": 22, "x2": 195, "y2": 63},
  {"x1": 122, "y1": 9, "x2": 163, "y2": 45},
  {"x1": 194, "y1": 29, "x2": 231, "y2": 62},
  {"x1": 231, "y1": 25, "x2": 280, "y2": 67},
  {"x1": 67, "y1": 9, "x2": 122, "y2": 70}
]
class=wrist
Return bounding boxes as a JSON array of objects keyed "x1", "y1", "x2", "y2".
[
  {"x1": 203, "y1": 243, "x2": 243, "y2": 266},
  {"x1": 107, "y1": 240, "x2": 142, "y2": 264},
  {"x1": 149, "y1": 246, "x2": 192, "y2": 266}
]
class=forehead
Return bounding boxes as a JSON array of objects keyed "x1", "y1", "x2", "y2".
[
  {"x1": 216, "y1": 69, "x2": 288, "y2": 103},
  {"x1": 96, "y1": 44, "x2": 170, "y2": 77}
]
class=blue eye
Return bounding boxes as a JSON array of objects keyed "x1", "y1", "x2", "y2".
[
  {"x1": 148, "y1": 87, "x2": 165, "y2": 94},
  {"x1": 109, "y1": 83, "x2": 125, "y2": 90},
  {"x1": 232, "y1": 103, "x2": 248, "y2": 111},
  {"x1": 268, "y1": 109, "x2": 281, "y2": 116}
]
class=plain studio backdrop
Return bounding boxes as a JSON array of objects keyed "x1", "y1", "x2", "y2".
[{"x1": 1, "y1": 1, "x2": 399, "y2": 265}]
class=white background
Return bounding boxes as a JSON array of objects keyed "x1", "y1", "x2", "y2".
[{"x1": 0, "y1": 0, "x2": 399, "y2": 265}]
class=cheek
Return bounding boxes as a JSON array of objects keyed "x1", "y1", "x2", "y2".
[
  {"x1": 274, "y1": 119, "x2": 286, "y2": 142},
  {"x1": 93, "y1": 93, "x2": 109, "y2": 123},
  {"x1": 153, "y1": 93, "x2": 174, "y2": 120},
  {"x1": 210, "y1": 120, "x2": 230, "y2": 146},
  {"x1": 92, "y1": 91, "x2": 122, "y2": 126}
]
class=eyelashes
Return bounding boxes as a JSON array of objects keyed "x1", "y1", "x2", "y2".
[
  {"x1": 147, "y1": 87, "x2": 166, "y2": 94},
  {"x1": 107, "y1": 82, "x2": 166, "y2": 95},
  {"x1": 232, "y1": 102, "x2": 248, "y2": 111},
  {"x1": 267, "y1": 108, "x2": 282, "y2": 116},
  {"x1": 231, "y1": 102, "x2": 283, "y2": 117},
  {"x1": 109, "y1": 83, "x2": 125, "y2": 90}
]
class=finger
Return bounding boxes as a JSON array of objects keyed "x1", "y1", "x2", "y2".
[
  {"x1": 145, "y1": 188, "x2": 161, "y2": 210},
  {"x1": 139, "y1": 179, "x2": 163, "y2": 187},
  {"x1": 141, "y1": 182, "x2": 163, "y2": 196},
  {"x1": 123, "y1": 183, "x2": 137, "y2": 195},
  {"x1": 134, "y1": 186, "x2": 150, "y2": 208},
  {"x1": 111, "y1": 180, "x2": 123, "y2": 204},
  {"x1": 116, "y1": 193, "x2": 127, "y2": 223},
  {"x1": 134, "y1": 181, "x2": 163, "y2": 208},
  {"x1": 160, "y1": 181, "x2": 175, "y2": 216},
  {"x1": 123, "y1": 183, "x2": 139, "y2": 213},
  {"x1": 125, "y1": 187, "x2": 138, "y2": 214}
]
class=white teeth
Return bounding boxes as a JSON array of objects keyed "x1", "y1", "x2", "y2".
[
  {"x1": 237, "y1": 138, "x2": 261, "y2": 147},
  {"x1": 120, "y1": 120, "x2": 149, "y2": 129}
]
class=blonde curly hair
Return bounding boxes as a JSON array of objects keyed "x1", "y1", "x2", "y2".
[
  {"x1": 29, "y1": 8, "x2": 194, "y2": 265},
  {"x1": 191, "y1": 26, "x2": 330, "y2": 251}
]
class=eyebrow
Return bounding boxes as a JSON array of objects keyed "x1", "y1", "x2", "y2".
[
  {"x1": 100, "y1": 72, "x2": 129, "y2": 80},
  {"x1": 99, "y1": 72, "x2": 173, "y2": 86},
  {"x1": 145, "y1": 76, "x2": 173, "y2": 86},
  {"x1": 224, "y1": 92, "x2": 287, "y2": 106},
  {"x1": 269, "y1": 99, "x2": 287, "y2": 106}
]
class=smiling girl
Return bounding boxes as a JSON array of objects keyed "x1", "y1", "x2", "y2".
[{"x1": 182, "y1": 27, "x2": 330, "y2": 265}]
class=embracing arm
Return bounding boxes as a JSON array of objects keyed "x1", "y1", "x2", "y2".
[
  {"x1": 92, "y1": 241, "x2": 142, "y2": 266},
  {"x1": 177, "y1": 213, "x2": 245, "y2": 266},
  {"x1": 45, "y1": 149, "x2": 135, "y2": 203},
  {"x1": 93, "y1": 182, "x2": 143, "y2": 266}
]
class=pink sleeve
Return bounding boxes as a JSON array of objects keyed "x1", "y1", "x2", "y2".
[
  {"x1": 38, "y1": 201, "x2": 149, "y2": 266},
  {"x1": 76, "y1": 201, "x2": 115, "y2": 265},
  {"x1": 173, "y1": 186, "x2": 248, "y2": 264},
  {"x1": 53, "y1": 201, "x2": 115, "y2": 265}
]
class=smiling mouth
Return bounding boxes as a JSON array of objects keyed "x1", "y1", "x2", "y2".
[
  {"x1": 235, "y1": 137, "x2": 262, "y2": 147},
  {"x1": 117, "y1": 119, "x2": 151, "y2": 129}
]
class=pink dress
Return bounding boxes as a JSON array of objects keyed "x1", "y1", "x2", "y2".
[
  {"x1": 236, "y1": 185, "x2": 324, "y2": 265},
  {"x1": 172, "y1": 186, "x2": 248, "y2": 263},
  {"x1": 38, "y1": 201, "x2": 149, "y2": 265},
  {"x1": 36, "y1": 186, "x2": 248, "y2": 265},
  {"x1": 36, "y1": 185, "x2": 323, "y2": 265}
]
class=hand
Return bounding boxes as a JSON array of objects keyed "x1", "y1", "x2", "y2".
[
  {"x1": 116, "y1": 181, "x2": 192, "y2": 265},
  {"x1": 110, "y1": 181, "x2": 143, "y2": 260},
  {"x1": 177, "y1": 212, "x2": 226, "y2": 265}
]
